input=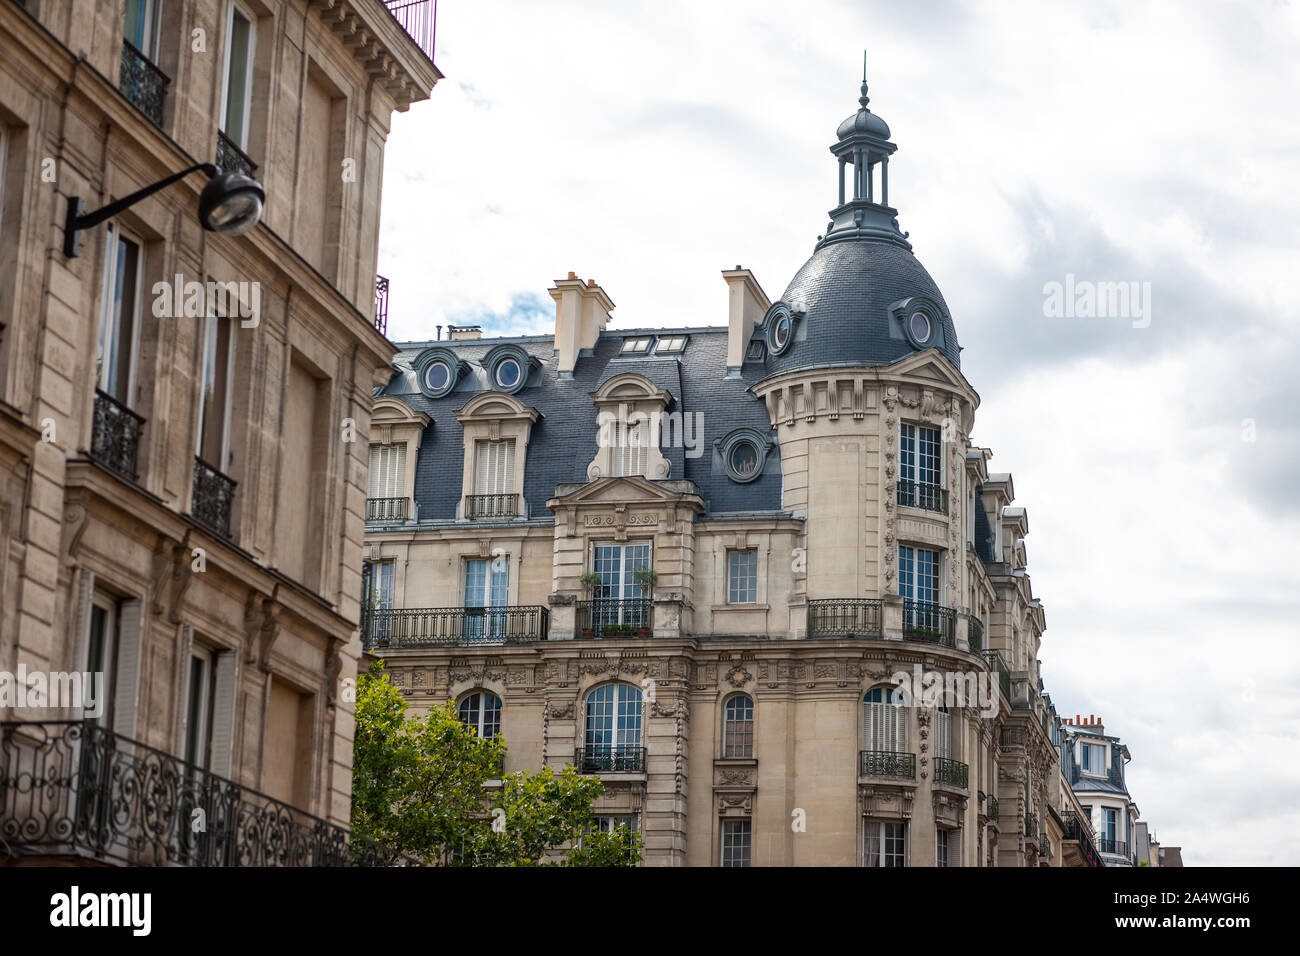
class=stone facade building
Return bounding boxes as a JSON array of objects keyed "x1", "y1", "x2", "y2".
[
  {"x1": 0, "y1": 0, "x2": 437, "y2": 864},
  {"x1": 362, "y1": 77, "x2": 1091, "y2": 866}
]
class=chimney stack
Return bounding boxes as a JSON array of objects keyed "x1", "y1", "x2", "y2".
[
  {"x1": 721, "y1": 266, "x2": 770, "y2": 377},
  {"x1": 447, "y1": 324, "x2": 482, "y2": 340},
  {"x1": 550, "y1": 273, "x2": 614, "y2": 379}
]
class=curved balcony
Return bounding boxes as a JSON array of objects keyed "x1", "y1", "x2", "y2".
[
  {"x1": 808, "y1": 599, "x2": 883, "y2": 639},
  {"x1": 967, "y1": 616, "x2": 984, "y2": 654},
  {"x1": 192, "y1": 457, "x2": 236, "y2": 538},
  {"x1": 902, "y1": 599, "x2": 956, "y2": 647},
  {"x1": 896, "y1": 480, "x2": 947, "y2": 515},
  {"x1": 859, "y1": 750, "x2": 916, "y2": 779},
  {"x1": 119, "y1": 40, "x2": 168, "y2": 128},
  {"x1": 90, "y1": 390, "x2": 144, "y2": 481},
  {"x1": 932, "y1": 756, "x2": 968, "y2": 789}
]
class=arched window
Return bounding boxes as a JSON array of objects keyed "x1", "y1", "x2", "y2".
[
  {"x1": 581, "y1": 683, "x2": 643, "y2": 771},
  {"x1": 722, "y1": 695, "x2": 754, "y2": 758},
  {"x1": 862, "y1": 687, "x2": 907, "y2": 753},
  {"x1": 458, "y1": 691, "x2": 502, "y2": 739}
]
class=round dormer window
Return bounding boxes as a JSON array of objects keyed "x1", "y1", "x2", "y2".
[
  {"x1": 495, "y1": 357, "x2": 522, "y2": 389},
  {"x1": 909, "y1": 310, "x2": 932, "y2": 344},
  {"x1": 773, "y1": 315, "x2": 791, "y2": 350},
  {"x1": 424, "y1": 361, "x2": 451, "y2": 392},
  {"x1": 729, "y1": 440, "x2": 759, "y2": 479}
]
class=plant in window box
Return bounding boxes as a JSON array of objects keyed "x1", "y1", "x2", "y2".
[{"x1": 904, "y1": 624, "x2": 943, "y2": 642}]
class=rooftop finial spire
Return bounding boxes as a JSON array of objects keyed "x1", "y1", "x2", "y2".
[{"x1": 859, "y1": 51, "x2": 870, "y2": 108}]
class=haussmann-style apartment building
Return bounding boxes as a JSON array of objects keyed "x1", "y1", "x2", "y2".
[
  {"x1": 0, "y1": 0, "x2": 438, "y2": 865},
  {"x1": 359, "y1": 77, "x2": 1113, "y2": 867}
]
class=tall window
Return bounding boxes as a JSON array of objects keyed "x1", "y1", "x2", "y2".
[
  {"x1": 935, "y1": 700, "x2": 953, "y2": 760},
  {"x1": 463, "y1": 558, "x2": 507, "y2": 642},
  {"x1": 1081, "y1": 742, "x2": 1104, "y2": 775},
  {"x1": 722, "y1": 695, "x2": 754, "y2": 758},
  {"x1": 85, "y1": 597, "x2": 121, "y2": 726},
  {"x1": 583, "y1": 683, "x2": 643, "y2": 767},
  {"x1": 123, "y1": 0, "x2": 163, "y2": 59},
  {"x1": 458, "y1": 692, "x2": 502, "y2": 739},
  {"x1": 367, "y1": 444, "x2": 406, "y2": 499},
  {"x1": 183, "y1": 645, "x2": 216, "y2": 769},
  {"x1": 898, "y1": 546, "x2": 940, "y2": 605},
  {"x1": 862, "y1": 687, "x2": 907, "y2": 753},
  {"x1": 610, "y1": 417, "x2": 649, "y2": 477},
  {"x1": 97, "y1": 227, "x2": 143, "y2": 406},
  {"x1": 220, "y1": 4, "x2": 256, "y2": 149},
  {"x1": 727, "y1": 549, "x2": 757, "y2": 604},
  {"x1": 196, "y1": 314, "x2": 235, "y2": 470},
  {"x1": 362, "y1": 559, "x2": 395, "y2": 610},
  {"x1": 936, "y1": 828, "x2": 954, "y2": 867},
  {"x1": 473, "y1": 439, "x2": 515, "y2": 496},
  {"x1": 899, "y1": 423, "x2": 941, "y2": 488},
  {"x1": 1102, "y1": 808, "x2": 1118, "y2": 845},
  {"x1": 720, "y1": 820, "x2": 751, "y2": 867},
  {"x1": 591, "y1": 542, "x2": 650, "y2": 631},
  {"x1": 864, "y1": 821, "x2": 907, "y2": 867}
]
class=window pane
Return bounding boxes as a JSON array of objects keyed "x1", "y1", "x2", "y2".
[
  {"x1": 727, "y1": 549, "x2": 757, "y2": 603},
  {"x1": 720, "y1": 820, "x2": 751, "y2": 867},
  {"x1": 722, "y1": 695, "x2": 754, "y2": 758},
  {"x1": 224, "y1": 11, "x2": 254, "y2": 145}
]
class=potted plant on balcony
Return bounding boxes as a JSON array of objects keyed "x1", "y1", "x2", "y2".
[
  {"x1": 630, "y1": 567, "x2": 658, "y2": 637},
  {"x1": 578, "y1": 572, "x2": 602, "y2": 638}
]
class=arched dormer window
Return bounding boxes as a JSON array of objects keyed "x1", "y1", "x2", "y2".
[
  {"x1": 454, "y1": 392, "x2": 540, "y2": 520},
  {"x1": 587, "y1": 373, "x2": 672, "y2": 480},
  {"x1": 579, "y1": 683, "x2": 644, "y2": 772},
  {"x1": 366, "y1": 397, "x2": 429, "y2": 524}
]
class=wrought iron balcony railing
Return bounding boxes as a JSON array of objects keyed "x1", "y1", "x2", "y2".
[
  {"x1": 1099, "y1": 838, "x2": 1130, "y2": 858},
  {"x1": 967, "y1": 616, "x2": 984, "y2": 654},
  {"x1": 0, "y1": 721, "x2": 413, "y2": 866},
  {"x1": 986, "y1": 795, "x2": 999, "y2": 819},
  {"x1": 807, "y1": 598, "x2": 883, "y2": 638},
  {"x1": 859, "y1": 750, "x2": 916, "y2": 779},
  {"x1": 374, "y1": 275, "x2": 389, "y2": 336},
  {"x1": 119, "y1": 39, "x2": 168, "y2": 128},
  {"x1": 896, "y1": 480, "x2": 947, "y2": 515},
  {"x1": 192, "y1": 457, "x2": 236, "y2": 537},
  {"x1": 575, "y1": 598, "x2": 652, "y2": 638},
  {"x1": 573, "y1": 746, "x2": 645, "y2": 774},
  {"x1": 366, "y1": 497, "x2": 409, "y2": 522},
  {"x1": 1061, "y1": 810, "x2": 1104, "y2": 867},
  {"x1": 932, "y1": 756, "x2": 968, "y2": 788},
  {"x1": 216, "y1": 130, "x2": 257, "y2": 176},
  {"x1": 465, "y1": 493, "x2": 519, "y2": 519},
  {"x1": 983, "y1": 649, "x2": 1011, "y2": 699},
  {"x1": 1025, "y1": 814, "x2": 1039, "y2": 839},
  {"x1": 362, "y1": 605, "x2": 549, "y2": 650},
  {"x1": 383, "y1": 0, "x2": 437, "y2": 63},
  {"x1": 90, "y1": 390, "x2": 144, "y2": 480},
  {"x1": 902, "y1": 599, "x2": 956, "y2": 647}
]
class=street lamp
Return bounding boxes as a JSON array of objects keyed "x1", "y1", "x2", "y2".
[{"x1": 63, "y1": 163, "x2": 265, "y2": 257}]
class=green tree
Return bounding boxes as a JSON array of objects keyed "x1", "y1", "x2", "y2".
[{"x1": 352, "y1": 662, "x2": 641, "y2": 866}]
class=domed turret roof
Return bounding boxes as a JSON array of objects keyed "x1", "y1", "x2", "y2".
[
  {"x1": 767, "y1": 240, "x2": 959, "y2": 372},
  {"x1": 759, "y1": 68, "x2": 960, "y2": 374}
]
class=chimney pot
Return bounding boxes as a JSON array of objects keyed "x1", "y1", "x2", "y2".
[
  {"x1": 588, "y1": 279, "x2": 595, "y2": 287},
  {"x1": 567, "y1": 271, "x2": 577, "y2": 280}
]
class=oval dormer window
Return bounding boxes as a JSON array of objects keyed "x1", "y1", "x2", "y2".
[
  {"x1": 495, "y1": 357, "x2": 522, "y2": 389},
  {"x1": 772, "y1": 315, "x2": 791, "y2": 352},
  {"x1": 729, "y1": 440, "x2": 759, "y2": 479},
  {"x1": 424, "y1": 361, "x2": 451, "y2": 392},
  {"x1": 909, "y1": 310, "x2": 932, "y2": 344}
]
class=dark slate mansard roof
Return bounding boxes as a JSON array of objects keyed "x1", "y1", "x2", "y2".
[{"x1": 376, "y1": 329, "x2": 786, "y2": 522}]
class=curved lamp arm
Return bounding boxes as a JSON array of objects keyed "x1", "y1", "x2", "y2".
[{"x1": 63, "y1": 162, "x2": 217, "y2": 257}]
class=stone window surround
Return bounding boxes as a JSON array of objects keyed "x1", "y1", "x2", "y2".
[
  {"x1": 368, "y1": 396, "x2": 429, "y2": 515},
  {"x1": 453, "y1": 392, "x2": 540, "y2": 519},
  {"x1": 586, "y1": 373, "x2": 672, "y2": 481}
]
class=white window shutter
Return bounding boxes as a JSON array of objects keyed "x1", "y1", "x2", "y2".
[
  {"x1": 112, "y1": 599, "x2": 144, "y2": 737},
  {"x1": 210, "y1": 650, "x2": 238, "y2": 778}
]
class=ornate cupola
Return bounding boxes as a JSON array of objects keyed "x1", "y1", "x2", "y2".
[{"x1": 822, "y1": 60, "x2": 911, "y2": 251}]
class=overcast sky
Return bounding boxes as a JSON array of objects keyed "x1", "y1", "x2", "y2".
[{"x1": 376, "y1": 0, "x2": 1300, "y2": 865}]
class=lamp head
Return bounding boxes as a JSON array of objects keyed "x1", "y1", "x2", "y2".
[{"x1": 199, "y1": 171, "x2": 265, "y2": 236}]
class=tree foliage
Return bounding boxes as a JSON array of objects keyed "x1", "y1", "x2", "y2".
[{"x1": 351, "y1": 661, "x2": 641, "y2": 866}]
